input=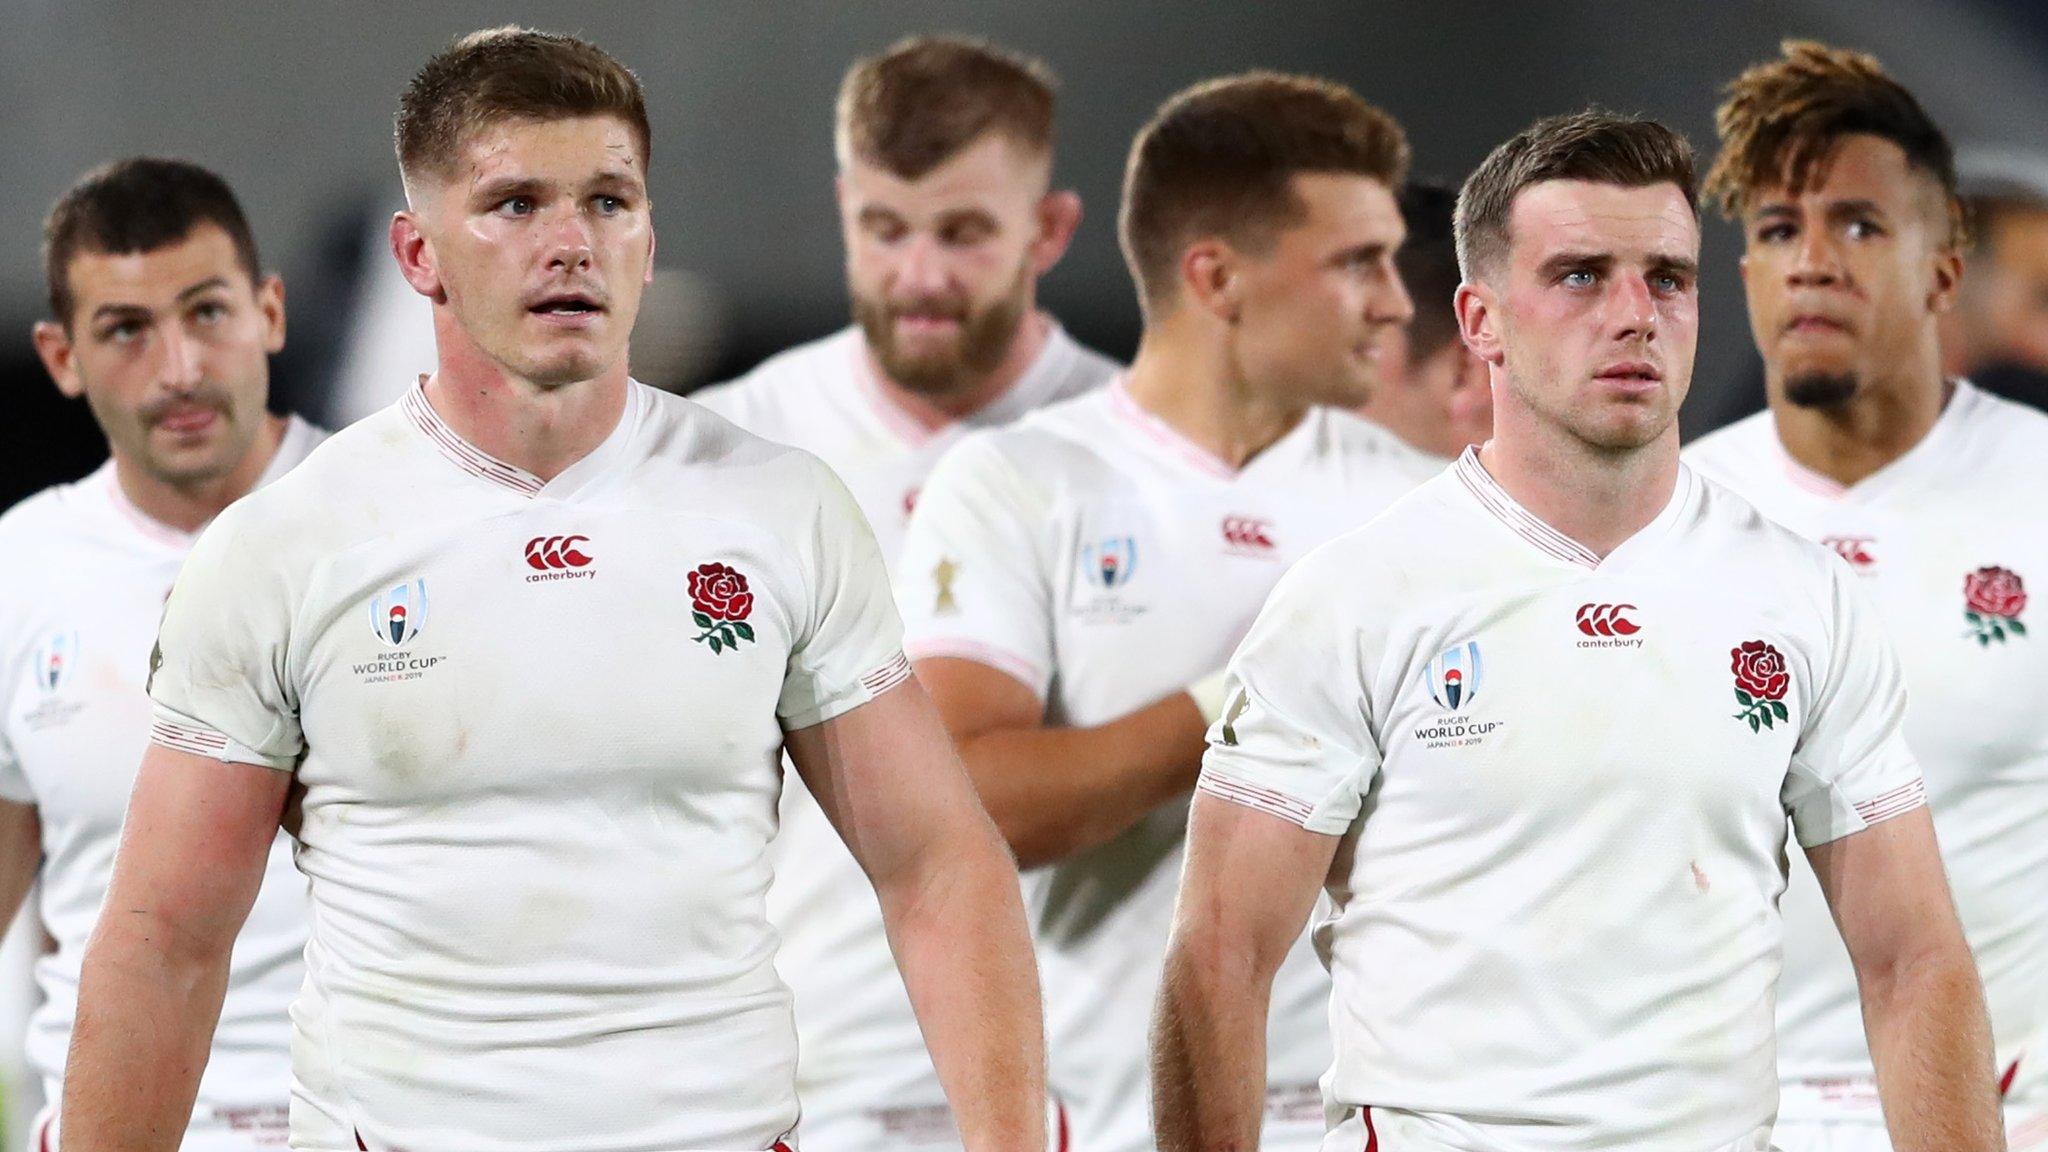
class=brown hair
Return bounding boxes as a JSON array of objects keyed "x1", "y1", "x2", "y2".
[
  {"x1": 43, "y1": 157, "x2": 262, "y2": 328},
  {"x1": 1705, "y1": 40, "x2": 1960, "y2": 244},
  {"x1": 395, "y1": 26, "x2": 650, "y2": 186},
  {"x1": 836, "y1": 35, "x2": 1057, "y2": 179},
  {"x1": 1456, "y1": 109, "x2": 1697, "y2": 280},
  {"x1": 1119, "y1": 71, "x2": 1409, "y2": 315}
]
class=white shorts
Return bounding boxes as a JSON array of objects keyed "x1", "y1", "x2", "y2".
[
  {"x1": 1319, "y1": 1107, "x2": 1775, "y2": 1152},
  {"x1": 791, "y1": 1090, "x2": 1070, "y2": 1152},
  {"x1": 34, "y1": 1098, "x2": 290, "y2": 1151}
]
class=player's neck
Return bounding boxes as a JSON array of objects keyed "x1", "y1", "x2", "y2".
[
  {"x1": 1123, "y1": 328, "x2": 1308, "y2": 472},
  {"x1": 1768, "y1": 367, "x2": 1951, "y2": 489},
  {"x1": 866, "y1": 310, "x2": 1052, "y2": 432},
  {"x1": 425, "y1": 323, "x2": 631, "y2": 482},
  {"x1": 1480, "y1": 409, "x2": 1679, "y2": 561},
  {"x1": 112, "y1": 412, "x2": 288, "y2": 536}
]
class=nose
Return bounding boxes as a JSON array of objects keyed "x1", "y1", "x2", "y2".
[
  {"x1": 546, "y1": 207, "x2": 595, "y2": 273},
  {"x1": 1376, "y1": 268, "x2": 1416, "y2": 326},
  {"x1": 1608, "y1": 273, "x2": 1656, "y2": 341},
  {"x1": 1789, "y1": 225, "x2": 1841, "y2": 287},
  {"x1": 156, "y1": 323, "x2": 205, "y2": 392},
  {"x1": 892, "y1": 234, "x2": 950, "y2": 298}
]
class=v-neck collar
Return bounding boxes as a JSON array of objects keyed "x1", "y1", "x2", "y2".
[
  {"x1": 402, "y1": 376, "x2": 644, "y2": 501},
  {"x1": 848, "y1": 319, "x2": 1077, "y2": 449},
  {"x1": 98, "y1": 414, "x2": 322, "y2": 552},
  {"x1": 1106, "y1": 376, "x2": 1317, "y2": 483},
  {"x1": 1453, "y1": 446, "x2": 1694, "y2": 573},
  {"x1": 1766, "y1": 379, "x2": 1977, "y2": 504}
]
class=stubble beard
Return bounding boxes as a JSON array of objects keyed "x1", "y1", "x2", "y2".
[
  {"x1": 853, "y1": 262, "x2": 1031, "y2": 398},
  {"x1": 1782, "y1": 369, "x2": 1860, "y2": 409}
]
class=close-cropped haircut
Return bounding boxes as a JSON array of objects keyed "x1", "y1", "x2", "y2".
[
  {"x1": 1120, "y1": 71, "x2": 1410, "y2": 315},
  {"x1": 835, "y1": 35, "x2": 1058, "y2": 179},
  {"x1": 1705, "y1": 40, "x2": 1961, "y2": 244},
  {"x1": 395, "y1": 26, "x2": 650, "y2": 189},
  {"x1": 42, "y1": 157, "x2": 262, "y2": 327},
  {"x1": 1397, "y1": 182, "x2": 1462, "y2": 362},
  {"x1": 1455, "y1": 110, "x2": 1697, "y2": 281}
]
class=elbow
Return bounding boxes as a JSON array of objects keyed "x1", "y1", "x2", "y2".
[{"x1": 989, "y1": 805, "x2": 1072, "y2": 871}]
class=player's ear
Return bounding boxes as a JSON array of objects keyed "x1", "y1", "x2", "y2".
[
  {"x1": 31, "y1": 320, "x2": 85, "y2": 400},
  {"x1": 1455, "y1": 280, "x2": 1505, "y2": 366},
  {"x1": 390, "y1": 210, "x2": 443, "y2": 302},
  {"x1": 1180, "y1": 239, "x2": 1239, "y2": 323},
  {"x1": 257, "y1": 274, "x2": 287, "y2": 354},
  {"x1": 1926, "y1": 240, "x2": 1963, "y2": 316},
  {"x1": 1030, "y1": 189, "x2": 1083, "y2": 276}
]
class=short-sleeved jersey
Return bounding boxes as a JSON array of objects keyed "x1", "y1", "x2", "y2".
[
  {"x1": 0, "y1": 417, "x2": 323, "y2": 1149},
  {"x1": 146, "y1": 381, "x2": 911, "y2": 1152},
  {"x1": 693, "y1": 322, "x2": 1114, "y2": 1143},
  {"x1": 898, "y1": 383, "x2": 1440, "y2": 1152},
  {"x1": 1200, "y1": 450, "x2": 1925, "y2": 1152},
  {"x1": 1687, "y1": 381, "x2": 2048, "y2": 1123}
]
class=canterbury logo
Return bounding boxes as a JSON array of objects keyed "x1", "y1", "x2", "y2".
[
  {"x1": 1222, "y1": 516, "x2": 1276, "y2": 551},
  {"x1": 1575, "y1": 603, "x2": 1640, "y2": 636},
  {"x1": 525, "y1": 535, "x2": 593, "y2": 570}
]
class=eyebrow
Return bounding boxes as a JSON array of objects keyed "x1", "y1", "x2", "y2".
[
  {"x1": 176, "y1": 276, "x2": 232, "y2": 302},
  {"x1": 1753, "y1": 198, "x2": 1888, "y2": 221},
  {"x1": 471, "y1": 175, "x2": 549, "y2": 205}
]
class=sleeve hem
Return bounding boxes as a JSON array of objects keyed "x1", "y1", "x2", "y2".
[
  {"x1": 780, "y1": 652, "x2": 913, "y2": 732},
  {"x1": 902, "y1": 637, "x2": 1048, "y2": 699},
  {"x1": 147, "y1": 716, "x2": 294, "y2": 772},
  {"x1": 1197, "y1": 770, "x2": 1316, "y2": 826},
  {"x1": 1795, "y1": 777, "x2": 1927, "y2": 847}
]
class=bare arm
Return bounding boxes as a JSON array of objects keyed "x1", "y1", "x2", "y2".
[
  {"x1": 917, "y1": 655, "x2": 1210, "y2": 868},
  {"x1": 1153, "y1": 792, "x2": 1337, "y2": 1152},
  {"x1": 1807, "y1": 808, "x2": 2003, "y2": 1152},
  {"x1": 64, "y1": 745, "x2": 289, "y2": 1152},
  {"x1": 0, "y1": 798, "x2": 43, "y2": 930},
  {"x1": 786, "y1": 677, "x2": 1044, "y2": 1152}
]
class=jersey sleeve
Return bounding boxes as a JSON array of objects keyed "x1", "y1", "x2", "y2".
[
  {"x1": 1782, "y1": 562, "x2": 1925, "y2": 847},
  {"x1": 145, "y1": 503, "x2": 304, "y2": 771},
  {"x1": 776, "y1": 459, "x2": 911, "y2": 730},
  {"x1": 1196, "y1": 549, "x2": 1380, "y2": 836},
  {"x1": 897, "y1": 434, "x2": 1056, "y2": 697}
]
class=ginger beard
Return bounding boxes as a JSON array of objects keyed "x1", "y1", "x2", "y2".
[{"x1": 851, "y1": 254, "x2": 1031, "y2": 396}]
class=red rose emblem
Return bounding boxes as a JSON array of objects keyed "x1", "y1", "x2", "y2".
[
  {"x1": 1963, "y1": 566, "x2": 2028, "y2": 645},
  {"x1": 1730, "y1": 640, "x2": 1789, "y2": 702},
  {"x1": 1965, "y1": 566, "x2": 2027, "y2": 620},
  {"x1": 689, "y1": 563, "x2": 754, "y2": 622}
]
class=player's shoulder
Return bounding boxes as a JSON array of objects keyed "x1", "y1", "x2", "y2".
[
  {"x1": 1948, "y1": 379, "x2": 2048, "y2": 477},
  {"x1": 1685, "y1": 464, "x2": 1847, "y2": 586},
  {"x1": 1680, "y1": 407, "x2": 1777, "y2": 485},
  {"x1": 644, "y1": 385, "x2": 856, "y2": 506},
  {"x1": 963, "y1": 387, "x2": 1122, "y2": 481},
  {"x1": 0, "y1": 473, "x2": 95, "y2": 552},
  {"x1": 1319, "y1": 408, "x2": 1454, "y2": 480},
  {"x1": 1038, "y1": 326, "x2": 1122, "y2": 400},
  {"x1": 689, "y1": 327, "x2": 859, "y2": 426}
]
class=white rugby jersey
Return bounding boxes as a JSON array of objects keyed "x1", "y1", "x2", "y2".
[
  {"x1": 694, "y1": 322, "x2": 1113, "y2": 1145},
  {"x1": 1688, "y1": 381, "x2": 2048, "y2": 1125},
  {"x1": 898, "y1": 382, "x2": 1439, "y2": 1152},
  {"x1": 145, "y1": 381, "x2": 911, "y2": 1152},
  {"x1": 1199, "y1": 450, "x2": 1926, "y2": 1152},
  {"x1": 0, "y1": 417, "x2": 322, "y2": 1151}
]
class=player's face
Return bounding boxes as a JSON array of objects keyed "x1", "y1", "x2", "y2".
[
  {"x1": 1479, "y1": 179, "x2": 1698, "y2": 452},
  {"x1": 32, "y1": 223, "x2": 282, "y2": 487},
  {"x1": 1228, "y1": 172, "x2": 1412, "y2": 408},
  {"x1": 1966, "y1": 205, "x2": 2048, "y2": 374},
  {"x1": 1362, "y1": 326, "x2": 1493, "y2": 457},
  {"x1": 405, "y1": 115, "x2": 653, "y2": 388},
  {"x1": 1740, "y1": 134, "x2": 1959, "y2": 408},
  {"x1": 840, "y1": 134, "x2": 1069, "y2": 396}
]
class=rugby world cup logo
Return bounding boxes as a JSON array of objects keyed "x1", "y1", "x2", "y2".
[
  {"x1": 1428, "y1": 641, "x2": 1484, "y2": 712},
  {"x1": 1080, "y1": 535, "x2": 1138, "y2": 590},
  {"x1": 368, "y1": 580, "x2": 428, "y2": 648},
  {"x1": 33, "y1": 631, "x2": 78, "y2": 693}
]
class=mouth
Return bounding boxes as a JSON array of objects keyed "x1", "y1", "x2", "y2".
[
  {"x1": 152, "y1": 404, "x2": 221, "y2": 436},
  {"x1": 527, "y1": 291, "x2": 606, "y2": 323},
  {"x1": 1784, "y1": 313, "x2": 1852, "y2": 337},
  {"x1": 1596, "y1": 361, "x2": 1662, "y2": 385}
]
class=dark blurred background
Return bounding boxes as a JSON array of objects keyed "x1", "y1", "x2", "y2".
[{"x1": 4, "y1": 0, "x2": 2046, "y2": 507}]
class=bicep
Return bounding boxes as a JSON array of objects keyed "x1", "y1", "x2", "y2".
[
  {"x1": 102, "y1": 745, "x2": 290, "y2": 957},
  {"x1": 1805, "y1": 807, "x2": 1964, "y2": 980},
  {"x1": 0, "y1": 798, "x2": 39, "y2": 925},
  {"x1": 785, "y1": 677, "x2": 994, "y2": 886},
  {"x1": 1174, "y1": 792, "x2": 1339, "y2": 979}
]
